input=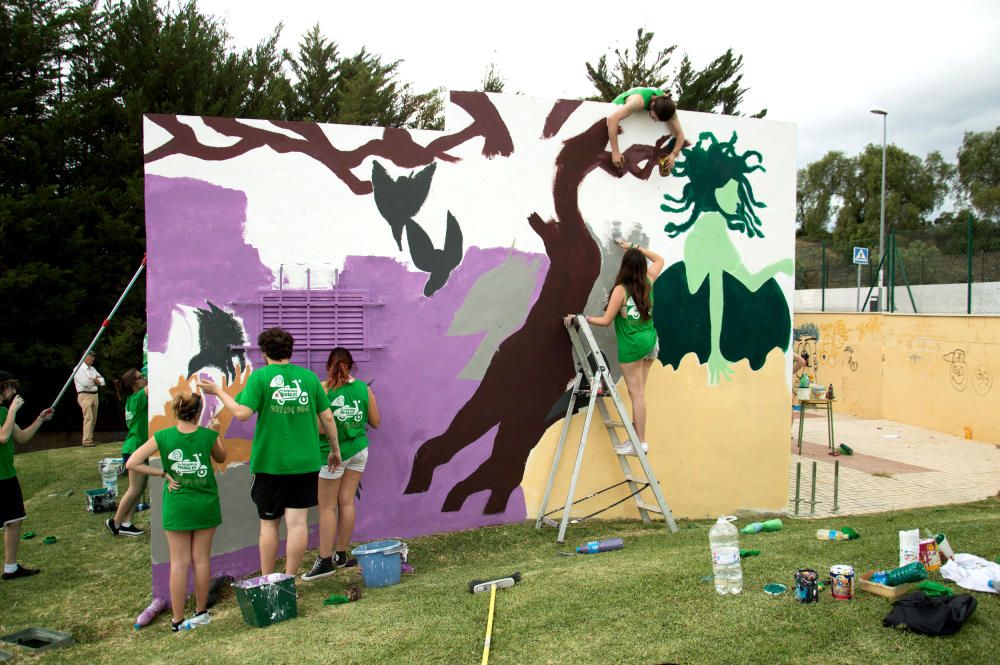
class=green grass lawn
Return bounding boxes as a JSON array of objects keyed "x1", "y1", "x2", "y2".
[{"x1": 1, "y1": 442, "x2": 998, "y2": 664}]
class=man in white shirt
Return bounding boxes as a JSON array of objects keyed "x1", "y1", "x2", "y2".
[{"x1": 74, "y1": 352, "x2": 104, "y2": 447}]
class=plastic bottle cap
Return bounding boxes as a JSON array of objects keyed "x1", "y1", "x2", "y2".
[{"x1": 764, "y1": 583, "x2": 786, "y2": 595}]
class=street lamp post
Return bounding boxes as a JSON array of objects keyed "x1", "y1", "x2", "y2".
[{"x1": 871, "y1": 109, "x2": 887, "y2": 312}]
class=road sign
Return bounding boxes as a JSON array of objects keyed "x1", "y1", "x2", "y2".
[{"x1": 853, "y1": 247, "x2": 869, "y2": 265}]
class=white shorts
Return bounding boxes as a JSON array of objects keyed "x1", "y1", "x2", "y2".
[{"x1": 319, "y1": 447, "x2": 369, "y2": 480}]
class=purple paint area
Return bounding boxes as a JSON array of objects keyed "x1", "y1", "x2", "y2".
[
  {"x1": 338, "y1": 246, "x2": 549, "y2": 539},
  {"x1": 147, "y1": 172, "x2": 551, "y2": 590},
  {"x1": 153, "y1": 545, "x2": 262, "y2": 602},
  {"x1": 144, "y1": 175, "x2": 274, "y2": 353}
]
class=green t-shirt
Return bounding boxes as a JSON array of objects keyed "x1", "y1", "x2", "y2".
[
  {"x1": 612, "y1": 87, "x2": 666, "y2": 109},
  {"x1": 613, "y1": 281, "x2": 658, "y2": 363},
  {"x1": 0, "y1": 406, "x2": 15, "y2": 480},
  {"x1": 236, "y1": 363, "x2": 331, "y2": 475},
  {"x1": 319, "y1": 380, "x2": 370, "y2": 464},
  {"x1": 155, "y1": 426, "x2": 221, "y2": 531},
  {"x1": 122, "y1": 388, "x2": 148, "y2": 456}
]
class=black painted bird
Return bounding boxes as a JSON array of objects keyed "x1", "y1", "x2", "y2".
[{"x1": 371, "y1": 160, "x2": 464, "y2": 296}]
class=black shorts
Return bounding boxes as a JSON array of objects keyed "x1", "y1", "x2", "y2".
[
  {"x1": 0, "y1": 476, "x2": 27, "y2": 526},
  {"x1": 250, "y1": 472, "x2": 318, "y2": 520},
  {"x1": 121, "y1": 454, "x2": 130, "y2": 474}
]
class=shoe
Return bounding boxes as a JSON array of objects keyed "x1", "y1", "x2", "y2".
[
  {"x1": 301, "y1": 556, "x2": 336, "y2": 581},
  {"x1": 2, "y1": 564, "x2": 40, "y2": 580},
  {"x1": 118, "y1": 524, "x2": 144, "y2": 537},
  {"x1": 170, "y1": 619, "x2": 184, "y2": 632},
  {"x1": 333, "y1": 552, "x2": 357, "y2": 569},
  {"x1": 105, "y1": 518, "x2": 119, "y2": 536},
  {"x1": 639, "y1": 441, "x2": 649, "y2": 453},
  {"x1": 82, "y1": 442, "x2": 96, "y2": 448},
  {"x1": 182, "y1": 611, "x2": 211, "y2": 630},
  {"x1": 613, "y1": 442, "x2": 637, "y2": 456}
]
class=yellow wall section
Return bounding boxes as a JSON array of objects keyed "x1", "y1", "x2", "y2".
[
  {"x1": 522, "y1": 348, "x2": 791, "y2": 521},
  {"x1": 794, "y1": 313, "x2": 1000, "y2": 443}
]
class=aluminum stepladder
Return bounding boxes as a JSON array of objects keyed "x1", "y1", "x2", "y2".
[{"x1": 534, "y1": 315, "x2": 678, "y2": 543}]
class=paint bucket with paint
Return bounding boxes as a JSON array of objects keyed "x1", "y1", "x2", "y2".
[
  {"x1": 352, "y1": 539, "x2": 406, "y2": 588},
  {"x1": 232, "y1": 573, "x2": 298, "y2": 627},
  {"x1": 794, "y1": 568, "x2": 819, "y2": 603},
  {"x1": 829, "y1": 565, "x2": 855, "y2": 600}
]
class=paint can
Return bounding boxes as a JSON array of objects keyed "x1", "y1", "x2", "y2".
[
  {"x1": 794, "y1": 568, "x2": 819, "y2": 603},
  {"x1": 918, "y1": 539, "x2": 942, "y2": 571},
  {"x1": 829, "y1": 565, "x2": 855, "y2": 600}
]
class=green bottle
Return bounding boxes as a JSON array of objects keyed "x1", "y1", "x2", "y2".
[{"x1": 740, "y1": 519, "x2": 783, "y2": 535}]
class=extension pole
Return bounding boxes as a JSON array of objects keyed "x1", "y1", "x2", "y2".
[
  {"x1": 793, "y1": 462, "x2": 802, "y2": 516},
  {"x1": 481, "y1": 584, "x2": 497, "y2": 665},
  {"x1": 50, "y1": 255, "x2": 147, "y2": 411}
]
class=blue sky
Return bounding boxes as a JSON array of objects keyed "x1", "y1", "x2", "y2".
[{"x1": 196, "y1": 0, "x2": 1000, "y2": 169}]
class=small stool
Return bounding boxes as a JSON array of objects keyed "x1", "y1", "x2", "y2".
[{"x1": 796, "y1": 398, "x2": 837, "y2": 455}]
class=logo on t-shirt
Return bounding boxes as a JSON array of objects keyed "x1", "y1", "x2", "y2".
[
  {"x1": 331, "y1": 394, "x2": 363, "y2": 423},
  {"x1": 167, "y1": 448, "x2": 209, "y2": 478},
  {"x1": 125, "y1": 409, "x2": 135, "y2": 425},
  {"x1": 625, "y1": 296, "x2": 641, "y2": 320},
  {"x1": 269, "y1": 375, "x2": 310, "y2": 406}
]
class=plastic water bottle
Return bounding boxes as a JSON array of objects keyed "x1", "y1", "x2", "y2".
[
  {"x1": 134, "y1": 597, "x2": 167, "y2": 629},
  {"x1": 741, "y1": 519, "x2": 783, "y2": 534},
  {"x1": 101, "y1": 464, "x2": 118, "y2": 494},
  {"x1": 816, "y1": 529, "x2": 851, "y2": 541},
  {"x1": 575, "y1": 538, "x2": 624, "y2": 554},
  {"x1": 709, "y1": 516, "x2": 742, "y2": 595}
]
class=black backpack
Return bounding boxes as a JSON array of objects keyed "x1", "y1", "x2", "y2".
[{"x1": 883, "y1": 591, "x2": 977, "y2": 636}]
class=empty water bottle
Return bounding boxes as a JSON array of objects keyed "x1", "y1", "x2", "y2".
[
  {"x1": 134, "y1": 597, "x2": 167, "y2": 629},
  {"x1": 101, "y1": 464, "x2": 118, "y2": 494},
  {"x1": 709, "y1": 516, "x2": 742, "y2": 595}
]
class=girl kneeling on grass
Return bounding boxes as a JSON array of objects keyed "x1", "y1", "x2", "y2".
[{"x1": 127, "y1": 393, "x2": 226, "y2": 631}]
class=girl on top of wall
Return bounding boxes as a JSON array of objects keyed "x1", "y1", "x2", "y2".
[
  {"x1": 302, "y1": 347, "x2": 381, "y2": 581},
  {"x1": 106, "y1": 368, "x2": 148, "y2": 537},
  {"x1": 127, "y1": 393, "x2": 226, "y2": 631},
  {"x1": 570, "y1": 238, "x2": 664, "y2": 455},
  {"x1": 607, "y1": 87, "x2": 686, "y2": 173}
]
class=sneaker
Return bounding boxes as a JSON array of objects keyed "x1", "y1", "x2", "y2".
[
  {"x1": 170, "y1": 619, "x2": 184, "y2": 633},
  {"x1": 105, "y1": 518, "x2": 119, "y2": 536},
  {"x1": 334, "y1": 552, "x2": 358, "y2": 569},
  {"x1": 118, "y1": 524, "x2": 144, "y2": 537},
  {"x1": 613, "y1": 442, "x2": 637, "y2": 456},
  {"x1": 182, "y1": 611, "x2": 211, "y2": 630},
  {"x1": 639, "y1": 441, "x2": 649, "y2": 453},
  {"x1": 2, "y1": 564, "x2": 40, "y2": 580},
  {"x1": 301, "y1": 556, "x2": 336, "y2": 581}
]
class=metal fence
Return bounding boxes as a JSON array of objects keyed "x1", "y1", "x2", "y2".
[{"x1": 796, "y1": 216, "x2": 1000, "y2": 314}]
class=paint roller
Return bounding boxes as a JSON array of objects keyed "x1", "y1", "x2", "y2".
[{"x1": 469, "y1": 571, "x2": 521, "y2": 665}]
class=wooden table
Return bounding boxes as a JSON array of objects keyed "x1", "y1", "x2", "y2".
[{"x1": 796, "y1": 398, "x2": 837, "y2": 455}]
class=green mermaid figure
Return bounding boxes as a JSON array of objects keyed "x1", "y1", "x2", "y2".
[{"x1": 655, "y1": 131, "x2": 793, "y2": 385}]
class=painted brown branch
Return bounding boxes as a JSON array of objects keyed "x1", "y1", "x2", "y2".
[
  {"x1": 405, "y1": 118, "x2": 673, "y2": 514},
  {"x1": 144, "y1": 92, "x2": 514, "y2": 195},
  {"x1": 542, "y1": 99, "x2": 584, "y2": 139}
]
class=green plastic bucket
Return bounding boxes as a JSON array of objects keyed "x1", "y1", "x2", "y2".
[{"x1": 232, "y1": 573, "x2": 297, "y2": 627}]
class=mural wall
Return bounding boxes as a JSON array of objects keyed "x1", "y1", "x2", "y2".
[
  {"x1": 143, "y1": 92, "x2": 796, "y2": 594},
  {"x1": 794, "y1": 312, "x2": 1000, "y2": 442}
]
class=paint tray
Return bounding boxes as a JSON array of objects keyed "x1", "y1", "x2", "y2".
[
  {"x1": 1, "y1": 627, "x2": 74, "y2": 653},
  {"x1": 84, "y1": 488, "x2": 116, "y2": 514},
  {"x1": 858, "y1": 571, "x2": 911, "y2": 600},
  {"x1": 232, "y1": 573, "x2": 298, "y2": 627}
]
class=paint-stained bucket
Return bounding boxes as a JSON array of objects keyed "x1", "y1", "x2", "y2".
[
  {"x1": 232, "y1": 573, "x2": 298, "y2": 627},
  {"x1": 794, "y1": 568, "x2": 819, "y2": 603},
  {"x1": 919, "y1": 539, "x2": 942, "y2": 571},
  {"x1": 352, "y1": 540, "x2": 406, "y2": 588},
  {"x1": 829, "y1": 565, "x2": 855, "y2": 600}
]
